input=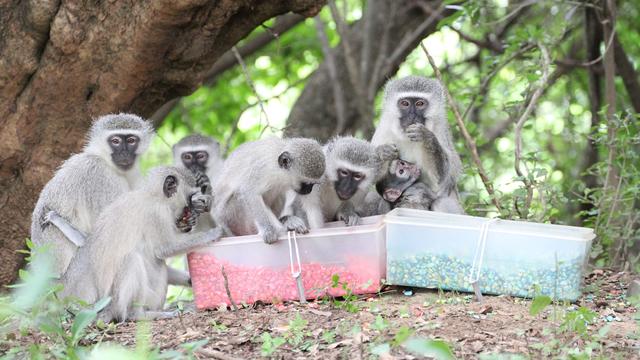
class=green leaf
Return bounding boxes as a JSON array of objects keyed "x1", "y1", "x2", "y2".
[
  {"x1": 71, "y1": 309, "x2": 98, "y2": 344},
  {"x1": 391, "y1": 326, "x2": 413, "y2": 347},
  {"x1": 403, "y1": 337, "x2": 456, "y2": 360},
  {"x1": 93, "y1": 297, "x2": 111, "y2": 312},
  {"x1": 371, "y1": 343, "x2": 391, "y2": 356},
  {"x1": 529, "y1": 295, "x2": 552, "y2": 316}
]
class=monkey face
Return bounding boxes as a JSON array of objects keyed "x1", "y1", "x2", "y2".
[
  {"x1": 376, "y1": 159, "x2": 421, "y2": 202},
  {"x1": 333, "y1": 168, "x2": 365, "y2": 200},
  {"x1": 397, "y1": 97, "x2": 428, "y2": 130},
  {"x1": 181, "y1": 151, "x2": 209, "y2": 173},
  {"x1": 109, "y1": 134, "x2": 140, "y2": 170}
]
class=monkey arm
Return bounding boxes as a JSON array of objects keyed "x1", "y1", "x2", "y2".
[
  {"x1": 406, "y1": 124, "x2": 448, "y2": 184},
  {"x1": 155, "y1": 228, "x2": 222, "y2": 260},
  {"x1": 244, "y1": 194, "x2": 284, "y2": 244},
  {"x1": 336, "y1": 201, "x2": 360, "y2": 226},
  {"x1": 42, "y1": 210, "x2": 87, "y2": 247}
]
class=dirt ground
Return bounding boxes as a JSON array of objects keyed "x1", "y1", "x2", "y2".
[
  {"x1": 7, "y1": 269, "x2": 640, "y2": 359},
  {"x1": 104, "y1": 269, "x2": 640, "y2": 358}
]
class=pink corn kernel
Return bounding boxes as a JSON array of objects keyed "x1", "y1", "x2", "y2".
[{"x1": 188, "y1": 253, "x2": 381, "y2": 309}]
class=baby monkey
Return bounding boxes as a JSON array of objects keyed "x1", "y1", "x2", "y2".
[
  {"x1": 362, "y1": 159, "x2": 434, "y2": 215},
  {"x1": 61, "y1": 166, "x2": 221, "y2": 322}
]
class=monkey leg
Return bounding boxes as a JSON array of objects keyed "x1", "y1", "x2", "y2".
[{"x1": 167, "y1": 266, "x2": 191, "y2": 287}]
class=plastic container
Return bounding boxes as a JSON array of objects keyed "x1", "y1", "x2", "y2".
[
  {"x1": 385, "y1": 209, "x2": 595, "y2": 301},
  {"x1": 187, "y1": 216, "x2": 386, "y2": 309}
]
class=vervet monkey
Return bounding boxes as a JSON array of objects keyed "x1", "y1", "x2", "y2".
[
  {"x1": 212, "y1": 137, "x2": 325, "y2": 244},
  {"x1": 172, "y1": 134, "x2": 223, "y2": 230},
  {"x1": 372, "y1": 76, "x2": 464, "y2": 214},
  {"x1": 61, "y1": 166, "x2": 220, "y2": 322},
  {"x1": 360, "y1": 159, "x2": 429, "y2": 215},
  {"x1": 286, "y1": 137, "x2": 396, "y2": 229},
  {"x1": 31, "y1": 113, "x2": 154, "y2": 276}
]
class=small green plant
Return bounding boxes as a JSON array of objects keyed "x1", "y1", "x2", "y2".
[
  {"x1": 328, "y1": 274, "x2": 360, "y2": 313},
  {"x1": 260, "y1": 332, "x2": 286, "y2": 357},
  {"x1": 285, "y1": 314, "x2": 309, "y2": 346}
]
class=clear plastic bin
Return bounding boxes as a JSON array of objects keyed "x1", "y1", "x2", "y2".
[
  {"x1": 188, "y1": 216, "x2": 386, "y2": 309},
  {"x1": 385, "y1": 209, "x2": 595, "y2": 301}
]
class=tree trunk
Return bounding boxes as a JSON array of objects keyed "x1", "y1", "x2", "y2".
[
  {"x1": 285, "y1": 1, "x2": 452, "y2": 141},
  {"x1": 0, "y1": 0, "x2": 325, "y2": 286}
]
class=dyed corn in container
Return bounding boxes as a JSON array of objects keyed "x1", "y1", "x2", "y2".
[
  {"x1": 385, "y1": 209, "x2": 594, "y2": 301},
  {"x1": 188, "y1": 216, "x2": 385, "y2": 309}
]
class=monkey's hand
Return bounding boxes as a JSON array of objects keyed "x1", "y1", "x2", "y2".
[
  {"x1": 190, "y1": 193, "x2": 213, "y2": 214},
  {"x1": 406, "y1": 123, "x2": 437, "y2": 144},
  {"x1": 195, "y1": 171, "x2": 212, "y2": 195},
  {"x1": 337, "y1": 202, "x2": 360, "y2": 227},
  {"x1": 375, "y1": 144, "x2": 399, "y2": 162},
  {"x1": 261, "y1": 224, "x2": 281, "y2": 245},
  {"x1": 176, "y1": 207, "x2": 197, "y2": 233},
  {"x1": 279, "y1": 215, "x2": 309, "y2": 234}
]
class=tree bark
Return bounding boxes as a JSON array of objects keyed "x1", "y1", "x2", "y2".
[
  {"x1": 0, "y1": 0, "x2": 325, "y2": 286},
  {"x1": 285, "y1": 1, "x2": 453, "y2": 140}
]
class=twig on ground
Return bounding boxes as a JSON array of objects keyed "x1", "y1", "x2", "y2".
[
  {"x1": 420, "y1": 42, "x2": 503, "y2": 212},
  {"x1": 196, "y1": 347, "x2": 244, "y2": 360},
  {"x1": 221, "y1": 265, "x2": 238, "y2": 311}
]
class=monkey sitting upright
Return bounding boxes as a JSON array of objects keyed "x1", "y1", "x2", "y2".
[
  {"x1": 31, "y1": 113, "x2": 155, "y2": 277},
  {"x1": 172, "y1": 134, "x2": 224, "y2": 230},
  {"x1": 61, "y1": 166, "x2": 221, "y2": 322},
  {"x1": 212, "y1": 137, "x2": 326, "y2": 244},
  {"x1": 372, "y1": 76, "x2": 464, "y2": 214}
]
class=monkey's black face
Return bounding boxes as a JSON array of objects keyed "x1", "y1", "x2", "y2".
[
  {"x1": 334, "y1": 168, "x2": 364, "y2": 200},
  {"x1": 181, "y1": 151, "x2": 209, "y2": 173},
  {"x1": 109, "y1": 134, "x2": 140, "y2": 170},
  {"x1": 397, "y1": 97, "x2": 428, "y2": 130},
  {"x1": 296, "y1": 182, "x2": 315, "y2": 195}
]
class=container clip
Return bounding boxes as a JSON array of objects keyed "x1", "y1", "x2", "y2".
[
  {"x1": 468, "y1": 218, "x2": 499, "y2": 302},
  {"x1": 287, "y1": 231, "x2": 307, "y2": 304}
]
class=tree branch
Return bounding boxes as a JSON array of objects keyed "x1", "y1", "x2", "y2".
[
  {"x1": 613, "y1": 36, "x2": 640, "y2": 113},
  {"x1": 420, "y1": 42, "x2": 503, "y2": 212},
  {"x1": 149, "y1": 14, "x2": 305, "y2": 125},
  {"x1": 314, "y1": 16, "x2": 348, "y2": 134}
]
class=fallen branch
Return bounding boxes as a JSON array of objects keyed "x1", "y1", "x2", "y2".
[
  {"x1": 196, "y1": 347, "x2": 244, "y2": 360},
  {"x1": 420, "y1": 42, "x2": 503, "y2": 212},
  {"x1": 221, "y1": 265, "x2": 238, "y2": 311}
]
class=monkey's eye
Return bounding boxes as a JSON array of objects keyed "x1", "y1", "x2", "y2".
[
  {"x1": 399, "y1": 99, "x2": 410, "y2": 108},
  {"x1": 353, "y1": 173, "x2": 364, "y2": 181},
  {"x1": 415, "y1": 100, "x2": 427, "y2": 107},
  {"x1": 338, "y1": 169, "x2": 349, "y2": 177},
  {"x1": 399, "y1": 161, "x2": 406, "y2": 166},
  {"x1": 126, "y1": 137, "x2": 137, "y2": 145},
  {"x1": 110, "y1": 137, "x2": 121, "y2": 146},
  {"x1": 182, "y1": 153, "x2": 193, "y2": 161},
  {"x1": 196, "y1": 152, "x2": 207, "y2": 161}
]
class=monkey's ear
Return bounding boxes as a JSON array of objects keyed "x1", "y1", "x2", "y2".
[
  {"x1": 163, "y1": 175, "x2": 178, "y2": 198},
  {"x1": 278, "y1": 151, "x2": 292, "y2": 170}
]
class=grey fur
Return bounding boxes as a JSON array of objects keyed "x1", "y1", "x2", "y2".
[
  {"x1": 61, "y1": 166, "x2": 221, "y2": 322},
  {"x1": 212, "y1": 137, "x2": 325, "y2": 244},
  {"x1": 285, "y1": 136, "x2": 389, "y2": 229},
  {"x1": 172, "y1": 133, "x2": 224, "y2": 231},
  {"x1": 31, "y1": 113, "x2": 155, "y2": 277},
  {"x1": 372, "y1": 76, "x2": 464, "y2": 214}
]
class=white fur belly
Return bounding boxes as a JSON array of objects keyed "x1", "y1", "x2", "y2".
[{"x1": 398, "y1": 140, "x2": 438, "y2": 189}]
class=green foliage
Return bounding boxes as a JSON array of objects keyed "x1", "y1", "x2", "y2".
[
  {"x1": 529, "y1": 295, "x2": 552, "y2": 316},
  {"x1": 260, "y1": 332, "x2": 286, "y2": 357},
  {"x1": 402, "y1": 337, "x2": 456, "y2": 360},
  {"x1": 328, "y1": 274, "x2": 360, "y2": 313}
]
